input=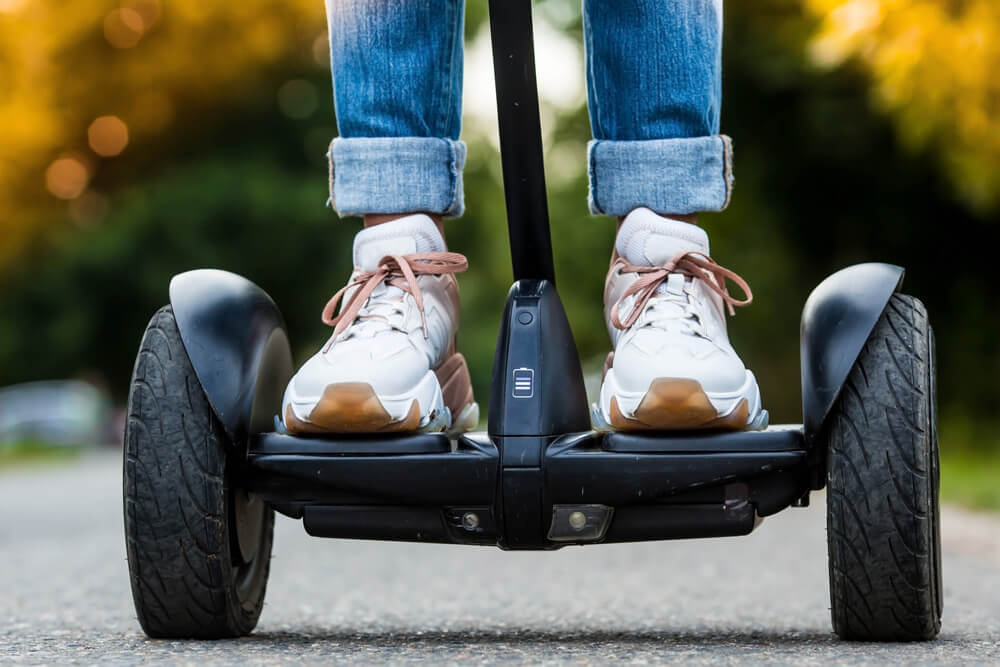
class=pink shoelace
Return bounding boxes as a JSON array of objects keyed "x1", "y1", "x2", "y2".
[
  {"x1": 321, "y1": 252, "x2": 468, "y2": 339},
  {"x1": 609, "y1": 250, "x2": 753, "y2": 330}
]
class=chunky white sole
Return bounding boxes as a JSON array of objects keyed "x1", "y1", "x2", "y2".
[
  {"x1": 595, "y1": 368, "x2": 768, "y2": 432},
  {"x1": 284, "y1": 370, "x2": 478, "y2": 435}
]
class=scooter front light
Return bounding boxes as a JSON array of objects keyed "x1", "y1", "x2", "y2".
[
  {"x1": 547, "y1": 504, "x2": 613, "y2": 542},
  {"x1": 462, "y1": 512, "x2": 480, "y2": 530}
]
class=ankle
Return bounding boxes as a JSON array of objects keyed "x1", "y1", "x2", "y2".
[
  {"x1": 364, "y1": 213, "x2": 445, "y2": 240},
  {"x1": 613, "y1": 211, "x2": 700, "y2": 265}
]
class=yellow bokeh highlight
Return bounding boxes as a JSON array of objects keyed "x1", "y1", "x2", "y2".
[
  {"x1": 0, "y1": 0, "x2": 26, "y2": 13},
  {"x1": 104, "y1": 8, "x2": 145, "y2": 49},
  {"x1": 46, "y1": 157, "x2": 90, "y2": 200},
  {"x1": 312, "y1": 33, "x2": 330, "y2": 67},
  {"x1": 125, "y1": 0, "x2": 160, "y2": 28},
  {"x1": 806, "y1": 0, "x2": 1000, "y2": 211},
  {"x1": 88, "y1": 116, "x2": 129, "y2": 157}
]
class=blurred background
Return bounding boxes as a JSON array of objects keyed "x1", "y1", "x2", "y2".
[{"x1": 0, "y1": 0, "x2": 996, "y2": 507}]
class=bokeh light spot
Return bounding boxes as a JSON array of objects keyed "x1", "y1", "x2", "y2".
[
  {"x1": 0, "y1": 0, "x2": 26, "y2": 14},
  {"x1": 277, "y1": 79, "x2": 318, "y2": 119},
  {"x1": 125, "y1": 0, "x2": 161, "y2": 29},
  {"x1": 68, "y1": 191, "x2": 110, "y2": 228},
  {"x1": 104, "y1": 8, "x2": 145, "y2": 49},
  {"x1": 46, "y1": 157, "x2": 90, "y2": 200},
  {"x1": 88, "y1": 116, "x2": 130, "y2": 157},
  {"x1": 312, "y1": 34, "x2": 330, "y2": 67}
]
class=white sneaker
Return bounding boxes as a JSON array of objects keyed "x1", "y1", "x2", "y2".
[
  {"x1": 597, "y1": 208, "x2": 768, "y2": 431},
  {"x1": 282, "y1": 215, "x2": 479, "y2": 435}
]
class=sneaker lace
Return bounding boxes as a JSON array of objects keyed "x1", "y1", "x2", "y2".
[
  {"x1": 321, "y1": 252, "x2": 468, "y2": 341},
  {"x1": 609, "y1": 250, "x2": 752, "y2": 331}
]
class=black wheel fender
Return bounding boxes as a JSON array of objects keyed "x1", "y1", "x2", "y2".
[
  {"x1": 800, "y1": 262, "x2": 904, "y2": 444},
  {"x1": 169, "y1": 269, "x2": 293, "y2": 447}
]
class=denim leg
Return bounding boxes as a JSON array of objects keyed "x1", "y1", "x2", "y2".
[
  {"x1": 326, "y1": 0, "x2": 466, "y2": 217},
  {"x1": 584, "y1": 0, "x2": 732, "y2": 216}
]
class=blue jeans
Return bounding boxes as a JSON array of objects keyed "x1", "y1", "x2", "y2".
[{"x1": 326, "y1": 0, "x2": 730, "y2": 218}]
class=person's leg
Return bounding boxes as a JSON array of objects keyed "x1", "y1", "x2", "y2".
[
  {"x1": 585, "y1": 0, "x2": 766, "y2": 431},
  {"x1": 327, "y1": 0, "x2": 466, "y2": 229},
  {"x1": 584, "y1": 0, "x2": 729, "y2": 218},
  {"x1": 283, "y1": 0, "x2": 478, "y2": 435}
]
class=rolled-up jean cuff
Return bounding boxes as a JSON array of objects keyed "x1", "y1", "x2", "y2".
[
  {"x1": 329, "y1": 137, "x2": 466, "y2": 218},
  {"x1": 587, "y1": 135, "x2": 734, "y2": 216}
]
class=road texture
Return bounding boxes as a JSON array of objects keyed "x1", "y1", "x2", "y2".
[{"x1": 2, "y1": 451, "x2": 999, "y2": 664}]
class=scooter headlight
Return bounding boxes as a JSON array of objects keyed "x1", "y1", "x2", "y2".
[{"x1": 547, "y1": 504, "x2": 613, "y2": 542}]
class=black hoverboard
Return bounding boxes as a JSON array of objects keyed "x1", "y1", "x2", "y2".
[{"x1": 123, "y1": 0, "x2": 942, "y2": 642}]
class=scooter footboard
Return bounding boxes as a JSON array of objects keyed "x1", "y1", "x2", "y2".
[
  {"x1": 245, "y1": 431, "x2": 501, "y2": 545},
  {"x1": 542, "y1": 429, "x2": 809, "y2": 545},
  {"x1": 244, "y1": 427, "x2": 810, "y2": 549}
]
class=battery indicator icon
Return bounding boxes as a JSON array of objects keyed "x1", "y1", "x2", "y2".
[{"x1": 512, "y1": 368, "x2": 534, "y2": 398}]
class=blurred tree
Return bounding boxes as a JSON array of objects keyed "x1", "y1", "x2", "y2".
[
  {"x1": 806, "y1": 0, "x2": 1000, "y2": 211},
  {"x1": 0, "y1": 0, "x2": 328, "y2": 267}
]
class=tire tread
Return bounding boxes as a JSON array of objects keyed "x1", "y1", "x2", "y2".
[
  {"x1": 123, "y1": 306, "x2": 272, "y2": 638},
  {"x1": 826, "y1": 294, "x2": 941, "y2": 641}
]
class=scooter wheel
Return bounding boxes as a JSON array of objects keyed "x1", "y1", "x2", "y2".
[
  {"x1": 824, "y1": 293, "x2": 942, "y2": 641},
  {"x1": 123, "y1": 306, "x2": 274, "y2": 638}
]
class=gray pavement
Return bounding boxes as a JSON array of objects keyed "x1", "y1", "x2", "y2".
[{"x1": 2, "y1": 451, "x2": 998, "y2": 664}]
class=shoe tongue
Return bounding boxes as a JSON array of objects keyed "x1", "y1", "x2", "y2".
[
  {"x1": 616, "y1": 207, "x2": 710, "y2": 267},
  {"x1": 352, "y1": 214, "x2": 445, "y2": 271}
]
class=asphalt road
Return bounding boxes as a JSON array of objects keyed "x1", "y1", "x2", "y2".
[{"x1": 2, "y1": 451, "x2": 998, "y2": 664}]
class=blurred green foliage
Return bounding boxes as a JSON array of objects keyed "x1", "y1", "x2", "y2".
[
  {"x1": 940, "y1": 455, "x2": 1000, "y2": 510},
  {"x1": 0, "y1": 0, "x2": 997, "y2": 461},
  {"x1": 939, "y1": 416, "x2": 1000, "y2": 510},
  {"x1": 0, "y1": 441, "x2": 83, "y2": 469}
]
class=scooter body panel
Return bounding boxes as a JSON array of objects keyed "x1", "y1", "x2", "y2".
[
  {"x1": 169, "y1": 269, "x2": 293, "y2": 447},
  {"x1": 487, "y1": 280, "x2": 589, "y2": 548},
  {"x1": 487, "y1": 280, "x2": 590, "y2": 437},
  {"x1": 800, "y1": 262, "x2": 904, "y2": 443},
  {"x1": 241, "y1": 426, "x2": 809, "y2": 547}
]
